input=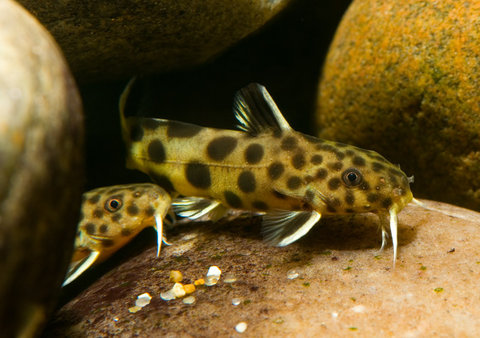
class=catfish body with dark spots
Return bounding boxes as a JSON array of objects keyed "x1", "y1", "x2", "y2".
[
  {"x1": 63, "y1": 183, "x2": 171, "y2": 286},
  {"x1": 120, "y1": 82, "x2": 413, "y2": 262}
]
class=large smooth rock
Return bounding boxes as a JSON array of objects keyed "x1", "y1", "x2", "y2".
[
  {"x1": 317, "y1": 0, "x2": 480, "y2": 211},
  {"x1": 45, "y1": 200, "x2": 480, "y2": 336},
  {"x1": 17, "y1": 0, "x2": 293, "y2": 83},
  {"x1": 0, "y1": 1, "x2": 84, "y2": 336}
]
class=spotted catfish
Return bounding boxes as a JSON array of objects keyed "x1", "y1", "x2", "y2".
[
  {"x1": 120, "y1": 82, "x2": 413, "y2": 263},
  {"x1": 63, "y1": 183, "x2": 171, "y2": 286}
]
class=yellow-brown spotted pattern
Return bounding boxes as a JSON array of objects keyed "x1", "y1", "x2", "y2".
[
  {"x1": 120, "y1": 82, "x2": 413, "y2": 262},
  {"x1": 64, "y1": 183, "x2": 171, "y2": 285}
]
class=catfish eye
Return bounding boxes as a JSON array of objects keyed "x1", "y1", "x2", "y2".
[
  {"x1": 105, "y1": 198, "x2": 122, "y2": 212},
  {"x1": 342, "y1": 168, "x2": 363, "y2": 187}
]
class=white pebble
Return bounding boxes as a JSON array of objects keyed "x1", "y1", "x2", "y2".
[
  {"x1": 331, "y1": 312, "x2": 339, "y2": 319},
  {"x1": 232, "y1": 298, "x2": 241, "y2": 306},
  {"x1": 182, "y1": 296, "x2": 196, "y2": 305},
  {"x1": 172, "y1": 283, "x2": 186, "y2": 298},
  {"x1": 351, "y1": 305, "x2": 366, "y2": 313},
  {"x1": 135, "y1": 293, "x2": 152, "y2": 308},
  {"x1": 207, "y1": 265, "x2": 222, "y2": 277},
  {"x1": 160, "y1": 290, "x2": 176, "y2": 301},
  {"x1": 235, "y1": 322, "x2": 248, "y2": 333},
  {"x1": 205, "y1": 276, "x2": 220, "y2": 286},
  {"x1": 287, "y1": 269, "x2": 299, "y2": 280},
  {"x1": 223, "y1": 274, "x2": 237, "y2": 283},
  {"x1": 128, "y1": 306, "x2": 141, "y2": 313}
]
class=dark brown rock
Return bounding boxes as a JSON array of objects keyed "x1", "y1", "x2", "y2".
[
  {"x1": 17, "y1": 0, "x2": 293, "y2": 83},
  {"x1": 0, "y1": 1, "x2": 84, "y2": 336},
  {"x1": 317, "y1": 0, "x2": 480, "y2": 211}
]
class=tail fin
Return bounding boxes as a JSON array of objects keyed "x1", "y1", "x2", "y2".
[{"x1": 119, "y1": 77, "x2": 137, "y2": 144}]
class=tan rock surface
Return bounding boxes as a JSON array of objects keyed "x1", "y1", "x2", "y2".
[
  {"x1": 317, "y1": 0, "x2": 480, "y2": 211},
  {"x1": 0, "y1": 0, "x2": 84, "y2": 336},
  {"x1": 46, "y1": 200, "x2": 480, "y2": 336},
  {"x1": 17, "y1": 0, "x2": 293, "y2": 83}
]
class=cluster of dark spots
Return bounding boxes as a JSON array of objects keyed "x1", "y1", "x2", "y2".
[
  {"x1": 389, "y1": 174, "x2": 398, "y2": 186},
  {"x1": 304, "y1": 175, "x2": 314, "y2": 183},
  {"x1": 315, "y1": 143, "x2": 336, "y2": 152},
  {"x1": 360, "y1": 181, "x2": 370, "y2": 190},
  {"x1": 371, "y1": 154, "x2": 389, "y2": 163},
  {"x1": 272, "y1": 129, "x2": 283, "y2": 138},
  {"x1": 330, "y1": 198, "x2": 341, "y2": 207},
  {"x1": 345, "y1": 191, "x2": 355, "y2": 205},
  {"x1": 107, "y1": 187, "x2": 122, "y2": 194},
  {"x1": 389, "y1": 167, "x2": 404, "y2": 176},
  {"x1": 287, "y1": 176, "x2": 302, "y2": 190},
  {"x1": 372, "y1": 162, "x2": 385, "y2": 172},
  {"x1": 327, "y1": 205, "x2": 337, "y2": 213},
  {"x1": 352, "y1": 156, "x2": 366, "y2": 167},
  {"x1": 99, "y1": 224, "x2": 108, "y2": 234},
  {"x1": 224, "y1": 191, "x2": 243, "y2": 208},
  {"x1": 252, "y1": 201, "x2": 268, "y2": 211},
  {"x1": 304, "y1": 190, "x2": 314, "y2": 203},
  {"x1": 101, "y1": 239, "x2": 115, "y2": 248},
  {"x1": 382, "y1": 198, "x2": 393, "y2": 209},
  {"x1": 129, "y1": 121, "x2": 144, "y2": 142},
  {"x1": 334, "y1": 151, "x2": 345, "y2": 160},
  {"x1": 121, "y1": 228, "x2": 132, "y2": 237},
  {"x1": 92, "y1": 208, "x2": 104, "y2": 219},
  {"x1": 186, "y1": 162, "x2": 211, "y2": 189},
  {"x1": 268, "y1": 162, "x2": 284, "y2": 180},
  {"x1": 272, "y1": 190, "x2": 287, "y2": 199},
  {"x1": 315, "y1": 168, "x2": 328, "y2": 180},
  {"x1": 207, "y1": 136, "x2": 238, "y2": 161},
  {"x1": 111, "y1": 213, "x2": 122, "y2": 223},
  {"x1": 328, "y1": 177, "x2": 341, "y2": 190},
  {"x1": 245, "y1": 143, "x2": 264, "y2": 164},
  {"x1": 367, "y1": 193, "x2": 379, "y2": 203},
  {"x1": 238, "y1": 171, "x2": 256, "y2": 193},
  {"x1": 345, "y1": 149, "x2": 355, "y2": 157},
  {"x1": 127, "y1": 203, "x2": 140, "y2": 216},
  {"x1": 310, "y1": 154, "x2": 323, "y2": 165},
  {"x1": 327, "y1": 161, "x2": 343, "y2": 171},
  {"x1": 167, "y1": 121, "x2": 202, "y2": 138},
  {"x1": 148, "y1": 139, "x2": 166, "y2": 163},
  {"x1": 87, "y1": 194, "x2": 101, "y2": 204},
  {"x1": 281, "y1": 136, "x2": 298, "y2": 151},
  {"x1": 85, "y1": 223, "x2": 96, "y2": 235},
  {"x1": 150, "y1": 173, "x2": 175, "y2": 193},
  {"x1": 300, "y1": 133, "x2": 323, "y2": 144},
  {"x1": 292, "y1": 152, "x2": 306, "y2": 169},
  {"x1": 145, "y1": 205, "x2": 155, "y2": 217}
]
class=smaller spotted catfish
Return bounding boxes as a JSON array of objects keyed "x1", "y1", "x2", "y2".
[
  {"x1": 120, "y1": 82, "x2": 413, "y2": 263},
  {"x1": 63, "y1": 183, "x2": 171, "y2": 286}
]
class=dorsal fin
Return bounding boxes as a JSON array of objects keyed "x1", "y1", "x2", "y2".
[{"x1": 233, "y1": 83, "x2": 292, "y2": 135}]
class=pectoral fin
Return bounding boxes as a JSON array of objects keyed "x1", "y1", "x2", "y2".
[
  {"x1": 172, "y1": 196, "x2": 228, "y2": 222},
  {"x1": 262, "y1": 210, "x2": 321, "y2": 246},
  {"x1": 63, "y1": 250, "x2": 101, "y2": 286}
]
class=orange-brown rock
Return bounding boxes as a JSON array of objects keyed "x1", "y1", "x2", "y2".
[
  {"x1": 317, "y1": 0, "x2": 480, "y2": 211},
  {"x1": 46, "y1": 200, "x2": 480, "y2": 336}
]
